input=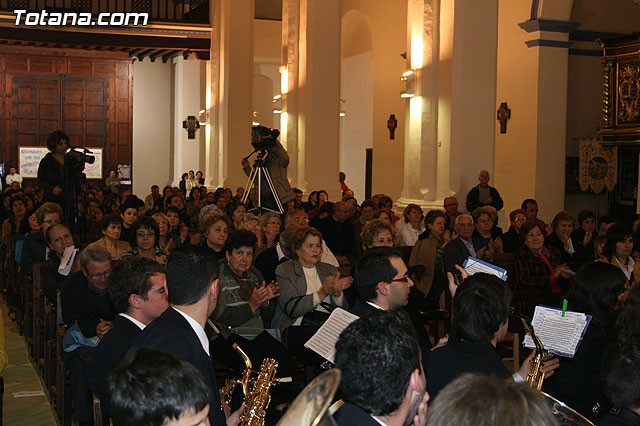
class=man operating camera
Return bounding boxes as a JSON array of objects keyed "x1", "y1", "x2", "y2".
[{"x1": 241, "y1": 126, "x2": 295, "y2": 212}]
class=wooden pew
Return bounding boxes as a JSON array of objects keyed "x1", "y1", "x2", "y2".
[
  {"x1": 56, "y1": 291, "x2": 72, "y2": 426},
  {"x1": 32, "y1": 262, "x2": 46, "y2": 374}
]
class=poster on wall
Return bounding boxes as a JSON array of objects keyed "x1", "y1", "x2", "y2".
[{"x1": 19, "y1": 147, "x2": 103, "y2": 179}]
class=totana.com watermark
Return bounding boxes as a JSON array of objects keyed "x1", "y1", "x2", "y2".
[{"x1": 13, "y1": 10, "x2": 149, "y2": 26}]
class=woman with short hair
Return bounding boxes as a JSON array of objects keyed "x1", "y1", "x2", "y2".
[
  {"x1": 121, "y1": 217, "x2": 167, "y2": 265},
  {"x1": 86, "y1": 213, "x2": 131, "y2": 260}
]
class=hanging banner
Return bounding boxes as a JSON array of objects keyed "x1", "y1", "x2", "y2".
[{"x1": 578, "y1": 138, "x2": 617, "y2": 193}]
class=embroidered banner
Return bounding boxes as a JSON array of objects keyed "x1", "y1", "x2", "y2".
[{"x1": 578, "y1": 138, "x2": 617, "y2": 193}]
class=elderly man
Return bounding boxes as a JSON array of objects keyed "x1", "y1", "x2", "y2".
[
  {"x1": 442, "y1": 214, "x2": 489, "y2": 273},
  {"x1": 333, "y1": 310, "x2": 428, "y2": 426},
  {"x1": 466, "y1": 170, "x2": 504, "y2": 212},
  {"x1": 144, "y1": 184, "x2": 163, "y2": 211},
  {"x1": 316, "y1": 201, "x2": 356, "y2": 266},
  {"x1": 61, "y1": 245, "x2": 116, "y2": 426}
]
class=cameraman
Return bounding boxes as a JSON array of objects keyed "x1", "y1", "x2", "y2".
[
  {"x1": 241, "y1": 127, "x2": 295, "y2": 212},
  {"x1": 37, "y1": 130, "x2": 73, "y2": 221}
]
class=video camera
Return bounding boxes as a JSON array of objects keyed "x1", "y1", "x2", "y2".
[
  {"x1": 66, "y1": 147, "x2": 95, "y2": 172},
  {"x1": 251, "y1": 125, "x2": 279, "y2": 151}
]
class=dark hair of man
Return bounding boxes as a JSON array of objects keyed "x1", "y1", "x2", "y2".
[
  {"x1": 108, "y1": 257, "x2": 165, "y2": 314},
  {"x1": 615, "y1": 284, "x2": 640, "y2": 344},
  {"x1": 100, "y1": 213, "x2": 124, "y2": 232},
  {"x1": 10, "y1": 194, "x2": 26, "y2": 210},
  {"x1": 603, "y1": 223, "x2": 633, "y2": 259},
  {"x1": 105, "y1": 347, "x2": 211, "y2": 426},
  {"x1": 426, "y1": 374, "x2": 556, "y2": 426},
  {"x1": 307, "y1": 190, "x2": 318, "y2": 202},
  {"x1": 598, "y1": 215, "x2": 615, "y2": 227},
  {"x1": 335, "y1": 310, "x2": 420, "y2": 416},
  {"x1": 354, "y1": 247, "x2": 403, "y2": 301},
  {"x1": 293, "y1": 188, "x2": 302, "y2": 195},
  {"x1": 45, "y1": 130, "x2": 70, "y2": 151},
  {"x1": 151, "y1": 185, "x2": 159, "y2": 191},
  {"x1": 602, "y1": 341, "x2": 640, "y2": 411},
  {"x1": 129, "y1": 217, "x2": 160, "y2": 248},
  {"x1": 518, "y1": 219, "x2": 546, "y2": 244},
  {"x1": 576, "y1": 210, "x2": 596, "y2": 226},
  {"x1": 165, "y1": 194, "x2": 181, "y2": 207},
  {"x1": 319, "y1": 201, "x2": 334, "y2": 216},
  {"x1": 360, "y1": 200, "x2": 375, "y2": 210},
  {"x1": 165, "y1": 245, "x2": 219, "y2": 306},
  {"x1": 452, "y1": 273, "x2": 511, "y2": 342},
  {"x1": 225, "y1": 229, "x2": 257, "y2": 254},
  {"x1": 119, "y1": 198, "x2": 140, "y2": 215},
  {"x1": 568, "y1": 261, "x2": 625, "y2": 332},
  {"x1": 521, "y1": 198, "x2": 537, "y2": 210}
]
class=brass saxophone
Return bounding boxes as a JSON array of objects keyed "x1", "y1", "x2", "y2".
[
  {"x1": 520, "y1": 317, "x2": 549, "y2": 390},
  {"x1": 220, "y1": 343, "x2": 279, "y2": 426}
]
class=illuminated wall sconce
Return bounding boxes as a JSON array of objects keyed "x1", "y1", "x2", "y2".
[
  {"x1": 198, "y1": 109, "x2": 209, "y2": 125},
  {"x1": 339, "y1": 99, "x2": 346, "y2": 117},
  {"x1": 400, "y1": 70, "x2": 416, "y2": 98},
  {"x1": 252, "y1": 111, "x2": 260, "y2": 126},
  {"x1": 273, "y1": 94, "x2": 283, "y2": 114}
]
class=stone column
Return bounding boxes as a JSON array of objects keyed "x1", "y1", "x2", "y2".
[
  {"x1": 281, "y1": 0, "x2": 342, "y2": 200},
  {"x1": 205, "y1": 0, "x2": 254, "y2": 189}
]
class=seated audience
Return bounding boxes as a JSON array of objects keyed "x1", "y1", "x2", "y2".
[
  {"x1": 259, "y1": 211, "x2": 281, "y2": 253},
  {"x1": 443, "y1": 214, "x2": 489, "y2": 273},
  {"x1": 513, "y1": 219, "x2": 566, "y2": 316},
  {"x1": 599, "y1": 340, "x2": 640, "y2": 426},
  {"x1": 86, "y1": 213, "x2": 132, "y2": 260},
  {"x1": 273, "y1": 226, "x2": 352, "y2": 362},
  {"x1": 377, "y1": 195, "x2": 401, "y2": 225},
  {"x1": 396, "y1": 203, "x2": 425, "y2": 247},
  {"x1": 198, "y1": 213, "x2": 231, "y2": 261},
  {"x1": 1, "y1": 193, "x2": 28, "y2": 247},
  {"x1": 106, "y1": 347, "x2": 211, "y2": 426},
  {"x1": 545, "y1": 211, "x2": 578, "y2": 262},
  {"x1": 21, "y1": 201, "x2": 63, "y2": 275},
  {"x1": 88, "y1": 257, "x2": 167, "y2": 416},
  {"x1": 229, "y1": 203, "x2": 247, "y2": 230},
  {"x1": 409, "y1": 210, "x2": 450, "y2": 311},
  {"x1": 316, "y1": 201, "x2": 356, "y2": 265},
  {"x1": 40, "y1": 223, "x2": 75, "y2": 302},
  {"x1": 255, "y1": 227, "x2": 295, "y2": 284},
  {"x1": 598, "y1": 215, "x2": 615, "y2": 236},
  {"x1": 151, "y1": 212, "x2": 174, "y2": 252},
  {"x1": 186, "y1": 186, "x2": 204, "y2": 225},
  {"x1": 119, "y1": 198, "x2": 140, "y2": 243},
  {"x1": 443, "y1": 196, "x2": 461, "y2": 230},
  {"x1": 427, "y1": 374, "x2": 556, "y2": 426},
  {"x1": 61, "y1": 245, "x2": 116, "y2": 426},
  {"x1": 121, "y1": 216, "x2": 167, "y2": 265},
  {"x1": 426, "y1": 272, "x2": 559, "y2": 401},
  {"x1": 353, "y1": 200, "x2": 375, "y2": 256},
  {"x1": 144, "y1": 184, "x2": 163, "y2": 211},
  {"x1": 502, "y1": 208, "x2": 526, "y2": 253},
  {"x1": 602, "y1": 223, "x2": 639, "y2": 288},
  {"x1": 571, "y1": 209, "x2": 597, "y2": 263},
  {"x1": 166, "y1": 206, "x2": 188, "y2": 248},
  {"x1": 521, "y1": 198, "x2": 539, "y2": 220},
  {"x1": 471, "y1": 207, "x2": 503, "y2": 254},
  {"x1": 360, "y1": 218, "x2": 395, "y2": 251},
  {"x1": 333, "y1": 310, "x2": 427, "y2": 426}
]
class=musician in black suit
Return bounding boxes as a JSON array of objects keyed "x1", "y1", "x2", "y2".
[
  {"x1": 442, "y1": 214, "x2": 488, "y2": 273},
  {"x1": 135, "y1": 245, "x2": 243, "y2": 426},
  {"x1": 599, "y1": 340, "x2": 640, "y2": 426},
  {"x1": 88, "y1": 257, "x2": 168, "y2": 400},
  {"x1": 334, "y1": 311, "x2": 428, "y2": 426}
]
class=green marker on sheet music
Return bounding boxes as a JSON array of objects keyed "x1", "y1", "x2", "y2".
[{"x1": 562, "y1": 299, "x2": 568, "y2": 317}]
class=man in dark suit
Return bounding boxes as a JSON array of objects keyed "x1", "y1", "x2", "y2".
[
  {"x1": 135, "y1": 245, "x2": 243, "y2": 426},
  {"x1": 333, "y1": 311, "x2": 428, "y2": 426},
  {"x1": 350, "y1": 247, "x2": 414, "y2": 316},
  {"x1": 88, "y1": 257, "x2": 168, "y2": 400},
  {"x1": 443, "y1": 214, "x2": 489, "y2": 273},
  {"x1": 316, "y1": 202, "x2": 356, "y2": 266},
  {"x1": 599, "y1": 341, "x2": 640, "y2": 426},
  {"x1": 254, "y1": 227, "x2": 294, "y2": 284}
]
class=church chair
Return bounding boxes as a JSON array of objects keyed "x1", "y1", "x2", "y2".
[
  {"x1": 44, "y1": 301, "x2": 57, "y2": 392},
  {"x1": 32, "y1": 262, "x2": 46, "y2": 371}
]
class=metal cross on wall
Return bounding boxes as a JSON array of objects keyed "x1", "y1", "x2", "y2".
[{"x1": 497, "y1": 102, "x2": 511, "y2": 134}]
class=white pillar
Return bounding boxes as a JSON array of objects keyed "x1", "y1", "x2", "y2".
[{"x1": 206, "y1": 0, "x2": 254, "y2": 189}]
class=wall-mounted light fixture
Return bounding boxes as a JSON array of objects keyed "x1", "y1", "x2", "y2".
[
  {"x1": 252, "y1": 111, "x2": 260, "y2": 126},
  {"x1": 339, "y1": 99, "x2": 346, "y2": 117},
  {"x1": 198, "y1": 109, "x2": 209, "y2": 125},
  {"x1": 400, "y1": 70, "x2": 416, "y2": 98},
  {"x1": 273, "y1": 94, "x2": 282, "y2": 114}
]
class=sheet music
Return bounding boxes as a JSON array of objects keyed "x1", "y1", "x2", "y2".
[
  {"x1": 58, "y1": 246, "x2": 78, "y2": 277},
  {"x1": 304, "y1": 308, "x2": 359, "y2": 363},
  {"x1": 462, "y1": 257, "x2": 508, "y2": 281},
  {"x1": 523, "y1": 305, "x2": 591, "y2": 358}
]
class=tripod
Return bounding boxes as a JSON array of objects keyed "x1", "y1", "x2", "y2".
[{"x1": 241, "y1": 149, "x2": 284, "y2": 214}]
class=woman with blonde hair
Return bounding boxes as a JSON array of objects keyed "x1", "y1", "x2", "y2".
[{"x1": 151, "y1": 212, "x2": 174, "y2": 252}]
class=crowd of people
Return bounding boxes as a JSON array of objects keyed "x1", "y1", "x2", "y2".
[{"x1": 1, "y1": 152, "x2": 639, "y2": 426}]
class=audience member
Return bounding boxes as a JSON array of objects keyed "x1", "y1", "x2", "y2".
[
  {"x1": 5, "y1": 167, "x2": 22, "y2": 188},
  {"x1": 119, "y1": 198, "x2": 139, "y2": 243},
  {"x1": 198, "y1": 213, "x2": 231, "y2": 261},
  {"x1": 259, "y1": 211, "x2": 281, "y2": 252},
  {"x1": 229, "y1": 203, "x2": 247, "y2": 230},
  {"x1": 443, "y1": 196, "x2": 461, "y2": 230},
  {"x1": 316, "y1": 201, "x2": 356, "y2": 266},
  {"x1": 333, "y1": 310, "x2": 427, "y2": 426},
  {"x1": 521, "y1": 198, "x2": 539, "y2": 220},
  {"x1": 598, "y1": 215, "x2": 615, "y2": 236},
  {"x1": 144, "y1": 184, "x2": 163, "y2": 211},
  {"x1": 466, "y1": 170, "x2": 504, "y2": 212},
  {"x1": 600, "y1": 340, "x2": 640, "y2": 426},
  {"x1": 545, "y1": 211, "x2": 578, "y2": 262},
  {"x1": 151, "y1": 212, "x2": 174, "y2": 252},
  {"x1": 396, "y1": 204, "x2": 425, "y2": 247},
  {"x1": 602, "y1": 223, "x2": 640, "y2": 288},
  {"x1": 121, "y1": 216, "x2": 167, "y2": 265},
  {"x1": 471, "y1": 207, "x2": 503, "y2": 254},
  {"x1": 442, "y1": 214, "x2": 488, "y2": 273},
  {"x1": 571, "y1": 210, "x2": 597, "y2": 263},
  {"x1": 20, "y1": 201, "x2": 62, "y2": 275},
  {"x1": 86, "y1": 213, "x2": 132, "y2": 260},
  {"x1": 503, "y1": 208, "x2": 526, "y2": 253}
]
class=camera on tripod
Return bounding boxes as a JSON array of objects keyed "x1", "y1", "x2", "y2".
[
  {"x1": 66, "y1": 147, "x2": 95, "y2": 165},
  {"x1": 251, "y1": 125, "x2": 279, "y2": 151}
]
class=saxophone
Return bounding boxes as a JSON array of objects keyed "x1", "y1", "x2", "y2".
[
  {"x1": 520, "y1": 317, "x2": 548, "y2": 390},
  {"x1": 220, "y1": 343, "x2": 280, "y2": 426}
]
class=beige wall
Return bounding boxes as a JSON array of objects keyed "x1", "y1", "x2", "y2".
[
  {"x1": 341, "y1": 0, "x2": 407, "y2": 200},
  {"x1": 132, "y1": 60, "x2": 173, "y2": 198}
]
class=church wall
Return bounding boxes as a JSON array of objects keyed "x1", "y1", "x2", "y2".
[
  {"x1": 341, "y1": 0, "x2": 408, "y2": 200},
  {"x1": 132, "y1": 60, "x2": 173, "y2": 197}
]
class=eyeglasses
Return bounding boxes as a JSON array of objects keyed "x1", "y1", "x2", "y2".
[
  {"x1": 514, "y1": 217, "x2": 527, "y2": 222},
  {"x1": 43, "y1": 219, "x2": 61, "y2": 225},
  {"x1": 136, "y1": 232, "x2": 154, "y2": 238},
  {"x1": 291, "y1": 217, "x2": 309, "y2": 224},
  {"x1": 87, "y1": 271, "x2": 110, "y2": 280},
  {"x1": 382, "y1": 275, "x2": 411, "y2": 284}
]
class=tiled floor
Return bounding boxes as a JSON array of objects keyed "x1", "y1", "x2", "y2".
[{"x1": 2, "y1": 301, "x2": 58, "y2": 426}]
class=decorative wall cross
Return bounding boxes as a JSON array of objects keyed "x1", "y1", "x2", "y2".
[{"x1": 497, "y1": 102, "x2": 511, "y2": 134}]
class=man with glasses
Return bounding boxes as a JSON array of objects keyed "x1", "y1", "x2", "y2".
[{"x1": 61, "y1": 245, "x2": 116, "y2": 426}]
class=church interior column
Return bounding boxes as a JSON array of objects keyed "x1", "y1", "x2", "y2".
[{"x1": 281, "y1": 0, "x2": 342, "y2": 200}]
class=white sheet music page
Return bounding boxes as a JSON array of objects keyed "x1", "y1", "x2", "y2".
[
  {"x1": 58, "y1": 246, "x2": 78, "y2": 277},
  {"x1": 304, "y1": 308, "x2": 359, "y2": 363},
  {"x1": 522, "y1": 305, "x2": 591, "y2": 358},
  {"x1": 462, "y1": 257, "x2": 507, "y2": 281}
]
